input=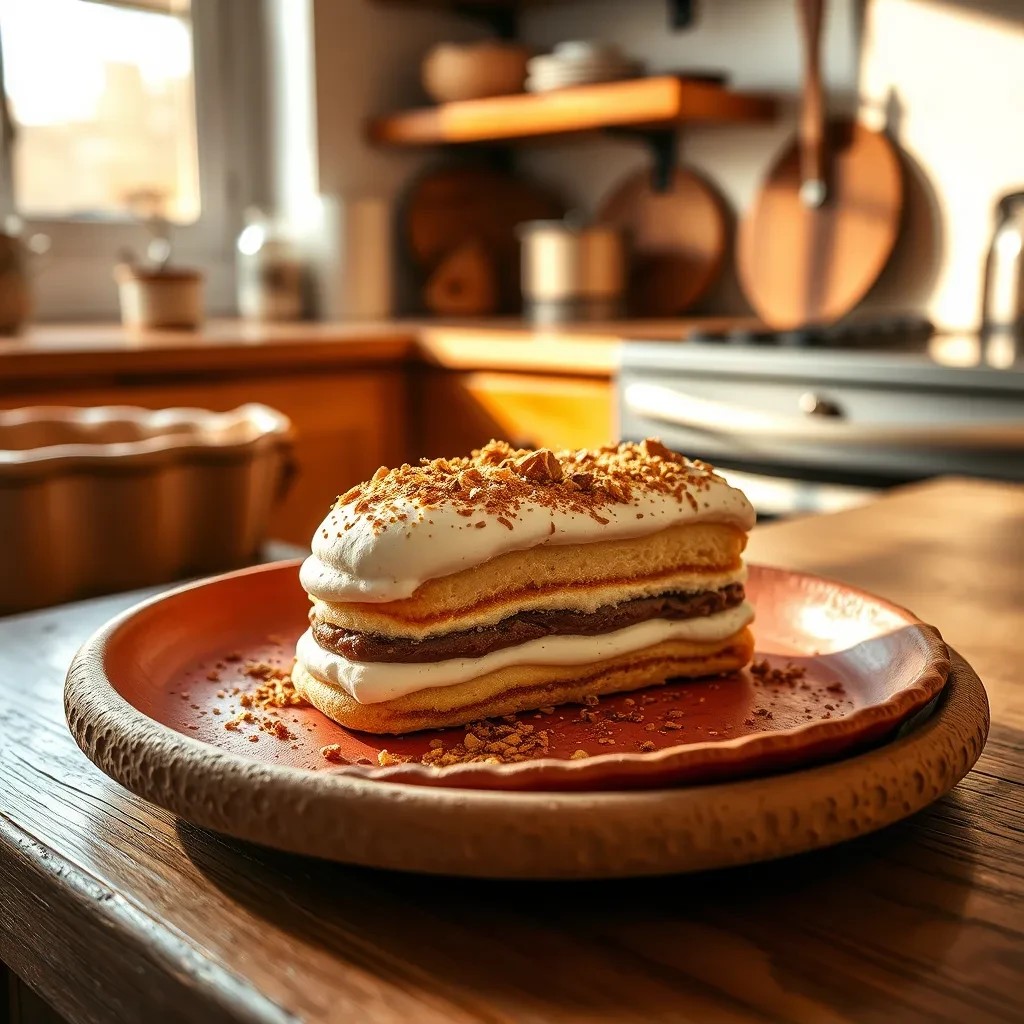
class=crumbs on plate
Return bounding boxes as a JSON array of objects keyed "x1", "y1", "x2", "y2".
[{"x1": 188, "y1": 655, "x2": 307, "y2": 743}]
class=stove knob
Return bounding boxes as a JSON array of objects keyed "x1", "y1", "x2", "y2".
[{"x1": 798, "y1": 392, "x2": 843, "y2": 417}]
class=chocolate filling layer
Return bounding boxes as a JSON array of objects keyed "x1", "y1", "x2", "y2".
[{"x1": 312, "y1": 584, "x2": 745, "y2": 664}]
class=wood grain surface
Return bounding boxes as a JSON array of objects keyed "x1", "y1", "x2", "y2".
[
  {"x1": 0, "y1": 320, "x2": 416, "y2": 386},
  {"x1": 1, "y1": 478, "x2": 1022, "y2": 1023},
  {"x1": 737, "y1": 120, "x2": 903, "y2": 328},
  {"x1": 414, "y1": 368, "x2": 614, "y2": 455},
  {"x1": 736, "y1": 0, "x2": 903, "y2": 329}
]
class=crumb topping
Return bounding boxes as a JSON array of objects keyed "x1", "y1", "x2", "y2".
[
  {"x1": 222, "y1": 661, "x2": 307, "y2": 741},
  {"x1": 333, "y1": 438, "x2": 727, "y2": 535},
  {"x1": 237, "y1": 661, "x2": 307, "y2": 709},
  {"x1": 419, "y1": 717, "x2": 552, "y2": 766},
  {"x1": 750, "y1": 659, "x2": 807, "y2": 687}
]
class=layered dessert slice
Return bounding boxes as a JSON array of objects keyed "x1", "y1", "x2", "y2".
[{"x1": 293, "y1": 439, "x2": 755, "y2": 734}]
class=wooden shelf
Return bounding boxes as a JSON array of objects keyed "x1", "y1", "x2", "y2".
[
  {"x1": 369, "y1": 1, "x2": 696, "y2": 32},
  {"x1": 368, "y1": 76, "x2": 776, "y2": 146}
]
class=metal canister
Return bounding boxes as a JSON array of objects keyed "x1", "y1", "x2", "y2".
[
  {"x1": 980, "y1": 190, "x2": 1024, "y2": 352},
  {"x1": 519, "y1": 219, "x2": 626, "y2": 324}
]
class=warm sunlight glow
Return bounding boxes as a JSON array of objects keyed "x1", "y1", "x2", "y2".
[{"x1": 0, "y1": 0, "x2": 200, "y2": 222}]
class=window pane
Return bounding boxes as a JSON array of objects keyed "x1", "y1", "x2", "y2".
[{"x1": 0, "y1": 0, "x2": 200, "y2": 222}]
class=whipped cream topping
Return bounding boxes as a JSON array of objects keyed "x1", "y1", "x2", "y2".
[
  {"x1": 301, "y1": 481, "x2": 754, "y2": 604},
  {"x1": 295, "y1": 601, "x2": 754, "y2": 704}
]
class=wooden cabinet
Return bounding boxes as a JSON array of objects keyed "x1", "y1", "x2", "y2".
[
  {"x1": 2, "y1": 369, "x2": 408, "y2": 547},
  {"x1": 414, "y1": 368, "x2": 614, "y2": 457}
]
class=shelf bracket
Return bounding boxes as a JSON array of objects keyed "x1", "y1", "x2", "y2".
[
  {"x1": 604, "y1": 128, "x2": 678, "y2": 193},
  {"x1": 459, "y1": 143, "x2": 516, "y2": 175},
  {"x1": 668, "y1": 0, "x2": 696, "y2": 30},
  {"x1": 452, "y1": 2, "x2": 517, "y2": 39}
]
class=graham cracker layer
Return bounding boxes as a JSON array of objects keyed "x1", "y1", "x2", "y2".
[{"x1": 293, "y1": 628, "x2": 754, "y2": 734}]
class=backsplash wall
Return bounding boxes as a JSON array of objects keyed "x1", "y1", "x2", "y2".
[
  {"x1": 518, "y1": 0, "x2": 1024, "y2": 330},
  {"x1": 265, "y1": 0, "x2": 482, "y2": 314},
  {"x1": 283, "y1": 0, "x2": 1024, "y2": 329},
  {"x1": 857, "y1": 0, "x2": 1024, "y2": 330}
]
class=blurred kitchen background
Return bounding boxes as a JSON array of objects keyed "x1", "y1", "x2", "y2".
[{"x1": 1, "y1": 0, "x2": 1022, "y2": 614}]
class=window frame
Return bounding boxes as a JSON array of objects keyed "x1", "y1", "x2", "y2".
[{"x1": 0, "y1": 0, "x2": 267, "y2": 319}]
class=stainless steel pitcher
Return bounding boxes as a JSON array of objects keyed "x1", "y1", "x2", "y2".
[{"x1": 981, "y1": 190, "x2": 1024, "y2": 348}]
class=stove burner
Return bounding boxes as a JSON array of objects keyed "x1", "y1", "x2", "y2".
[{"x1": 688, "y1": 315, "x2": 934, "y2": 350}]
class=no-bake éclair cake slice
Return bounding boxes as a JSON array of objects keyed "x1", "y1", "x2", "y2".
[{"x1": 293, "y1": 439, "x2": 755, "y2": 734}]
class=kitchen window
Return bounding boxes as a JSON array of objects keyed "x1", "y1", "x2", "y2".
[{"x1": 0, "y1": 0, "x2": 265, "y2": 319}]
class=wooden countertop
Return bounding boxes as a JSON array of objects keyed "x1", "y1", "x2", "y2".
[
  {"x1": 0, "y1": 320, "x2": 417, "y2": 383},
  {"x1": 0, "y1": 317, "x2": 750, "y2": 386},
  {"x1": 1, "y1": 477, "x2": 1021, "y2": 1024}
]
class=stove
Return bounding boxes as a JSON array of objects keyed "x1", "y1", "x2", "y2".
[
  {"x1": 687, "y1": 315, "x2": 935, "y2": 351},
  {"x1": 618, "y1": 326, "x2": 1024, "y2": 518}
]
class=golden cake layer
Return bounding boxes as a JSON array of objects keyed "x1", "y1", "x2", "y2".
[{"x1": 311, "y1": 521, "x2": 747, "y2": 639}]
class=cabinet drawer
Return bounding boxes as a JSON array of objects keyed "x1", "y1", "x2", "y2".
[{"x1": 416, "y1": 370, "x2": 613, "y2": 457}]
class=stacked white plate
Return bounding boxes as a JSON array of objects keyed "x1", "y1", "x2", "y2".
[{"x1": 526, "y1": 41, "x2": 642, "y2": 93}]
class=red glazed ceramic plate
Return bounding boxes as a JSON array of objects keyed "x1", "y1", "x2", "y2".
[{"x1": 66, "y1": 560, "x2": 948, "y2": 793}]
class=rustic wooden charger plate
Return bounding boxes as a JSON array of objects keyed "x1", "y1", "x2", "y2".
[{"x1": 64, "y1": 562, "x2": 988, "y2": 878}]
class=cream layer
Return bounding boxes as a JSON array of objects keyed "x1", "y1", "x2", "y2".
[
  {"x1": 310, "y1": 565, "x2": 749, "y2": 638},
  {"x1": 295, "y1": 601, "x2": 754, "y2": 705},
  {"x1": 301, "y1": 481, "x2": 755, "y2": 605}
]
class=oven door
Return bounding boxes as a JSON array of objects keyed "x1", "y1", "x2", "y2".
[{"x1": 619, "y1": 378, "x2": 1024, "y2": 519}]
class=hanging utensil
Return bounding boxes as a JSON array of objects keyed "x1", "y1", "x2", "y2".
[{"x1": 737, "y1": 0, "x2": 904, "y2": 329}]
